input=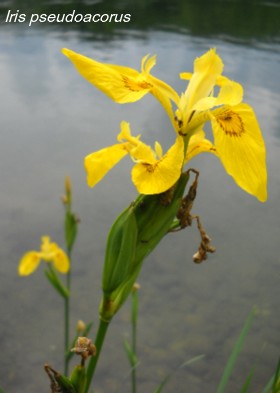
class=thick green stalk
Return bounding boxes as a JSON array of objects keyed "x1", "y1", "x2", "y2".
[{"x1": 85, "y1": 319, "x2": 110, "y2": 393}]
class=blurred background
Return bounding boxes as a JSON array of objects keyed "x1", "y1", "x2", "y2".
[{"x1": 0, "y1": 0, "x2": 279, "y2": 392}]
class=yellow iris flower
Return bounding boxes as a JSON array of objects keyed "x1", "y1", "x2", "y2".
[
  {"x1": 62, "y1": 47, "x2": 267, "y2": 202},
  {"x1": 85, "y1": 121, "x2": 184, "y2": 195},
  {"x1": 18, "y1": 236, "x2": 69, "y2": 276}
]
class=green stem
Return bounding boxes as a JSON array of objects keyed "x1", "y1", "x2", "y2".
[
  {"x1": 85, "y1": 318, "x2": 110, "y2": 393},
  {"x1": 64, "y1": 267, "x2": 71, "y2": 376},
  {"x1": 131, "y1": 290, "x2": 138, "y2": 393}
]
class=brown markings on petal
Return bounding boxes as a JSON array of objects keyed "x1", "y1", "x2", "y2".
[
  {"x1": 216, "y1": 109, "x2": 245, "y2": 137},
  {"x1": 122, "y1": 75, "x2": 153, "y2": 92},
  {"x1": 143, "y1": 162, "x2": 158, "y2": 173}
]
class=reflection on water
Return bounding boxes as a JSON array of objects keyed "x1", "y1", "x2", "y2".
[
  {"x1": 1, "y1": 0, "x2": 280, "y2": 44},
  {"x1": 0, "y1": 1, "x2": 280, "y2": 392}
]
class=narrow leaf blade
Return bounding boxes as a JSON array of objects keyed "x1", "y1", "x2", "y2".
[{"x1": 216, "y1": 307, "x2": 256, "y2": 393}]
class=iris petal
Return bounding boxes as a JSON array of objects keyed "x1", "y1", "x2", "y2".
[
  {"x1": 62, "y1": 48, "x2": 151, "y2": 103},
  {"x1": 62, "y1": 48, "x2": 179, "y2": 131},
  {"x1": 18, "y1": 251, "x2": 41, "y2": 276},
  {"x1": 53, "y1": 249, "x2": 70, "y2": 273},
  {"x1": 185, "y1": 130, "x2": 218, "y2": 162},
  {"x1": 85, "y1": 144, "x2": 128, "y2": 188},
  {"x1": 183, "y1": 48, "x2": 224, "y2": 111},
  {"x1": 131, "y1": 136, "x2": 184, "y2": 194},
  {"x1": 211, "y1": 103, "x2": 267, "y2": 202}
]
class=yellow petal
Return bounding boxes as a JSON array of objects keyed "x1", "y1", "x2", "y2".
[
  {"x1": 117, "y1": 121, "x2": 141, "y2": 145},
  {"x1": 62, "y1": 48, "x2": 179, "y2": 131},
  {"x1": 192, "y1": 96, "x2": 217, "y2": 111},
  {"x1": 211, "y1": 103, "x2": 267, "y2": 202},
  {"x1": 185, "y1": 130, "x2": 218, "y2": 162},
  {"x1": 154, "y1": 141, "x2": 163, "y2": 159},
  {"x1": 192, "y1": 80, "x2": 243, "y2": 111},
  {"x1": 131, "y1": 136, "x2": 184, "y2": 194},
  {"x1": 130, "y1": 141, "x2": 156, "y2": 164},
  {"x1": 40, "y1": 236, "x2": 57, "y2": 261},
  {"x1": 180, "y1": 72, "x2": 192, "y2": 80},
  {"x1": 53, "y1": 249, "x2": 70, "y2": 274},
  {"x1": 182, "y1": 48, "x2": 224, "y2": 111},
  {"x1": 141, "y1": 54, "x2": 156, "y2": 74},
  {"x1": 18, "y1": 251, "x2": 41, "y2": 276},
  {"x1": 62, "y1": 48, "x2": 151, "y2": 103},
  {"x1": 149, "y1": 73, "x2": 180, "y2": 130},
  {"x1": 84, "y1": 144, "x2": 128, "y2": 188},
  {"x1": 215, "y1": 79, "x2": 243, "y2": 106},
  {"x1": 138, "y1": 54, "x2": 180, "y2": 128}
]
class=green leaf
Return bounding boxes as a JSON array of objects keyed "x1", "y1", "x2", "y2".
[
  {"x1": 70, "y1": 365, "x2": 86, "y2": 393},
  {"x1": 153, "y1": 374, "x2": 170, "y2": 393},
  {"x1": 102, "y1": 207, "x2": 138, "y2": 293},
  {"x1": 65, "y1": 211, "x2": 78, "y2": 252},
  {"x1": 153, "y1": 355, "x2": 205, "y2": 393},
  {"x1": 262, "y1": 376, "x2": 275, "y2": 393},
  {"x1": 262, "y1": 363, "x2": 280, "y2": 393},
  {"x1": 45, "y1": 364, "x2": 77, "y2": 393},
  {"x1": 55, "y1": 374, "x2": 77, "y2": 393},
  {"x1": 180, "y1": 354, "x2": 205, "y2": 367},
  {"x1": 240, "y1": 367, "x2": 255, "y2": 393},
  {"x1": 265, "y1": 358, "x2": 280, "y2": 393},
  {"x1": 216, "y1": 307, "x2": 257, "y2": 393},
  {"x1": 272, "y1": 358, "x2": 280, "y2": 392},
  {"x1": 123, "y1": 338, "x2": 138, "y2": 368},
  {"x1": 100, "y1": 206, "x2": 138, "y2": 321},
  {"x1": 45, "y1": 267, "x2": 69, "y2": 299}
]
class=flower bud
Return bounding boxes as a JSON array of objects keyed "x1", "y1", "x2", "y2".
[
  {"x1": 99, "y1": 172, "x2": 190, "y2": 322},
  {"x1": 76, "y1": 319, "x2": 86, "y2": 333}
]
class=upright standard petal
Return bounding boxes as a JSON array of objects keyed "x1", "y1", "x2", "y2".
[
  {"x1": 215, "y1": 76, "x2": 243, "y2": 106},
  {"x1": 131, "y1": 136, "x2": 184, "y2": 194},
  {"x1": 192, "y1": 79, "x2": 243, "y2": 111},
  {"x1": 40, "y1": 236, "x2": 57, "y2": 261},
  {"x1": 18, "y1": 251, "x2": 41, "y2": 276},
  {"x1": 175, "y1": 49, "x2": 224, "y2": 135},
  {"x1": 181, "y1": 49, "x2": 224, "y2": 113},
  {"x1": 211, "y1": 103, "x2": 267, "y2": 202}
]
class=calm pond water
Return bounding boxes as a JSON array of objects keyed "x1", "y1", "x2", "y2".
[{"x1": 0, "y1": 1, "x2": 280, "y2": 392}]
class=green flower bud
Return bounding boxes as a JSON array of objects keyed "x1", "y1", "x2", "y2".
[{"x1": 99, "y1": 172, "x2": 189, "y2": 322}]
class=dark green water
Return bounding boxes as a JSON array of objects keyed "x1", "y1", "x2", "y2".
[{"x1": 0, "y1": 1, "x2": 279, "y2": 392}]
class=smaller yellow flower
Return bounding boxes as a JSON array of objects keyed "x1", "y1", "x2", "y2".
[
  {"x1": 18, "y1": 236, "x2": 69, "y2": 276},
  {"x1": 84, "y1": 121, "x2": 184, "y2": 195}
]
